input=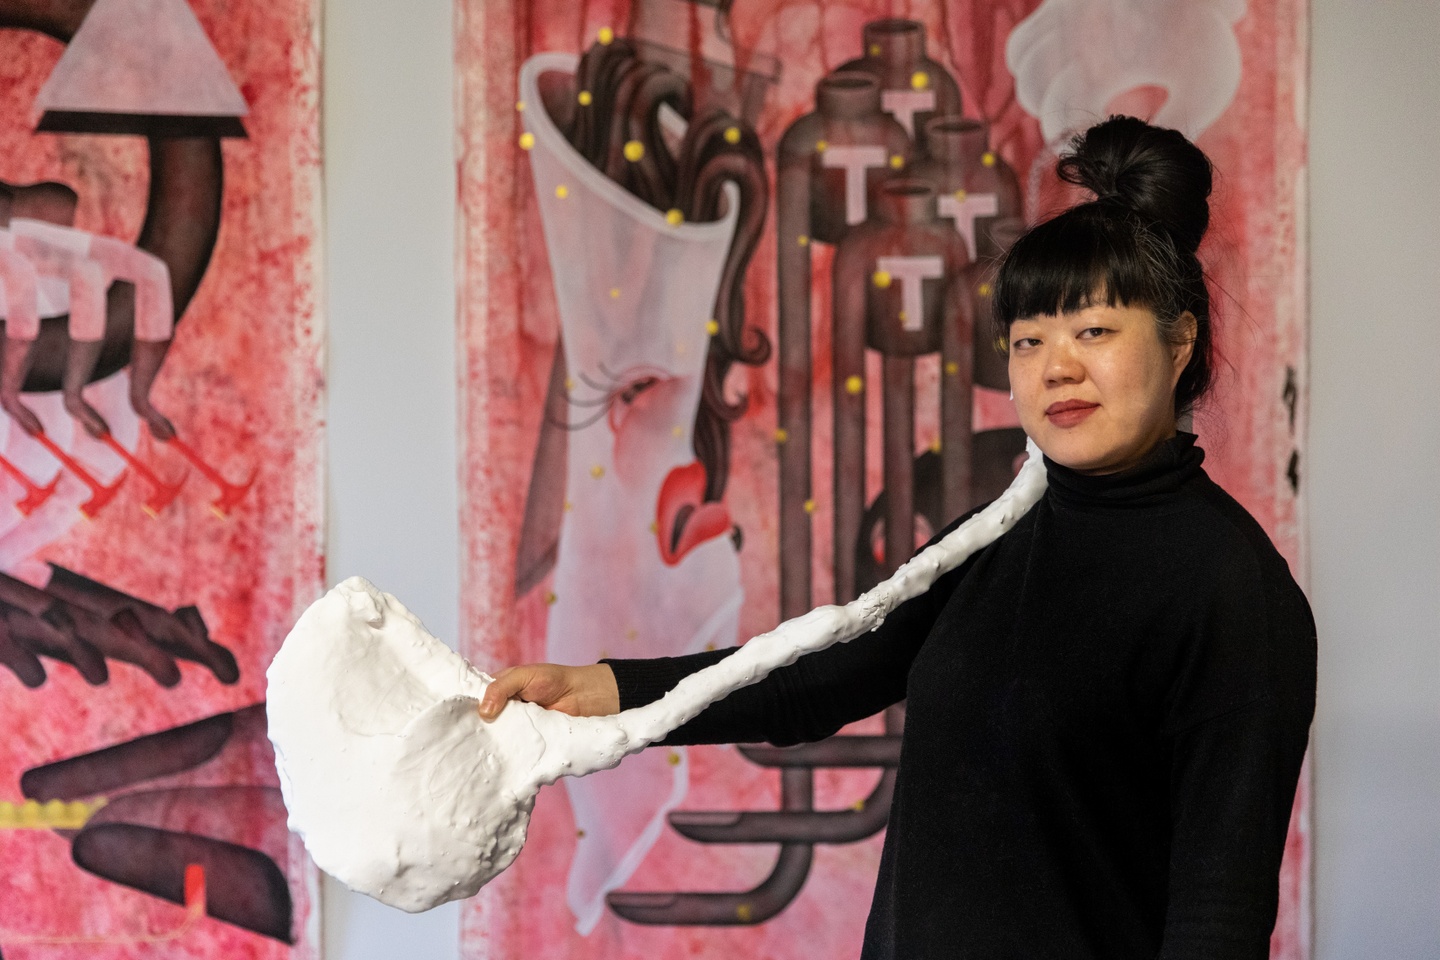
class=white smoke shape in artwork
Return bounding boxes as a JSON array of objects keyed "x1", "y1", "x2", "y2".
[
  {"x1": 519, "y1": 52, "x2": 746, "y2": 933},
  {"x1": 265, "y1": 441, "x2": 1049, "y2": 915},
  {"x1": 1006, "y1": 0, "x2": 1247, "y2": 145}
]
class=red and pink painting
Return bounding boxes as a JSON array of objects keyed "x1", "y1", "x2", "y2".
[
  {"x1": 457, "y1": 1, "x2": 1307, "y2": 958},
  {"x1": 0, "y1": 0, "x2": 322, "y2": 957}
]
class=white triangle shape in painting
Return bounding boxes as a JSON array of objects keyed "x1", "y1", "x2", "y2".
[{"x1": 35, "y1": 0, "x2": 247, "y2": 119}]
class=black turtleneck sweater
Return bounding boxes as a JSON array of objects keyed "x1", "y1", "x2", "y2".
[{"x1": 604, "y1": 434, "x2": 1316, "y2": 960}]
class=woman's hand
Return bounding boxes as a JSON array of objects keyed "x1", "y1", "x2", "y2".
[{"x1": 478, "y1": 663, "x2": 620, "y2": 721}]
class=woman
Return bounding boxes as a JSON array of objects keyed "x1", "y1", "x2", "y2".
[{"x1": 479, "y1": 116, "x2": 1317, "y2": 960}]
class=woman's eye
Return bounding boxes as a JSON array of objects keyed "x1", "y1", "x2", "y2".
[
  {"x1": 1078, "y1": 327, "x2": 1108, "y2": 339},
  {"x1": 1011, "y1": 337, "x2": 1040, "y2": 349}
]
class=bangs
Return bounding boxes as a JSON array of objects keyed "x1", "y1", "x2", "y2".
[{"x1": 992, "y1": 204, "x2": 1176, "y2": 327}]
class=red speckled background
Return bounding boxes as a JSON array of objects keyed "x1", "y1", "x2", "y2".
[
  {"x1": 0, "y1": 0, "x2": 323, "y2": 957},
  {"x1": 458, "y1": 1, "x2": 1308, "y2": 957}
]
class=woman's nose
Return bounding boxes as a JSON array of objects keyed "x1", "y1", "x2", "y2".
[{"x1": 1044, "y1": 342, "x2": 1085, "y2": 384}]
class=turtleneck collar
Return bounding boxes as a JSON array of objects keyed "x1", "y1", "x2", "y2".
[{"x1": 1042, "y1": 431, "x2": 1205, "y2": 511}]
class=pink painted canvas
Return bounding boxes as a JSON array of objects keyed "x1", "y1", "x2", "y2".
[
  {"x1": 0, "y1": 0, "x2": 323, "y2": 957},
  {"x1": 457, "y1": 1, "x2": 1308, "y2": 957}
]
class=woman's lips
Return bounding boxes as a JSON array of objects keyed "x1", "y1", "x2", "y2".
[{"x1": 1045, "y1": 400, "x2": 1099, "y2": 428}]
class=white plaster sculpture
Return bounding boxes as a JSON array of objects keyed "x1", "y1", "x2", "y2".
[{"x1": 267, "y1": 441, "x2": 1049, "y2": 914}]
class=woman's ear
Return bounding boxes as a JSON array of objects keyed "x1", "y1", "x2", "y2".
[{"x1": 1171, "y1": 311, "x2": 1198, "y2": 380}]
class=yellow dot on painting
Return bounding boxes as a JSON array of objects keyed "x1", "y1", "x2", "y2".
[
  {"x1": 609, "y1": 287, "x2": 620, "y2": 299},
  {"x1": 851, "y1": 798, "x2": 867, "y2": 812},
  {"x1": 869, "y1": 43, "x2": 881, "y2": 56},
  {"x1": 555, "y1": 184, "x2": 569, "y2": 199},
  {"x1": 982, "y1": 151, "x2": 997, "y2": 167},
  {"x1": 803, "y1": 498, "x2": 817, "y2": 514},
  {"x1": 953, "y1": 188, "x2": 968, "y2": 202},
  {"x1": 597, "y1": 26, "x2": 615, "y2": 45},
  {"x1": 705, "y1": 642, "x2": 716, "y2": 651},
  {"x1": 898, "y1": 310, "x2": 909, "y2": 323},
  {"x1": 797, "y1": 234, "x2": 810, "y2": 247},
  {"x1": 845, "y1": 374, "x2": 864, "y2": 395},
  {"x1": 0, "y1": 802, "x2": 14, "y2": 826},
  {"x1": 724, "y1": 126, "x2": 742, "y2": 145},
  {"x1": 929, "y1": 437, "x2": 943, "y2": 453},
  {"x1": 665, "y1": 208, "x2": 684, "y2": 226},
  {"x1": 66, "y1": 800, "x2": 91, "y2": 825},
  {"x1": 577, "y1": 829, "x2": 587, "y2": 838},
  {"x1": 911, "y1": 71, "x2": 930, "y2": 90},
  {"x1": 20, "y1": 800, "x2": 41, "y2": 827},
  {"x1": 564, "y1": 499, "x2": 574, "y2": 511},
  {"x1": 649, "y1": 520, "x2": 659, "y2": 534},
  {"x1": 815, "y1": 139, "x2": 828, "y2": 153},
  {"x1": 944, "y1": 360, "x2": 961, "y2": 376},
  {"x1": 590, "y1": 464, "x2": 605, "y2": 478},
  {"x1": 978, "y1": 282, "x2": 993, "y2": 297},
  {"x1": 705, "y1": 319, "x2": 720, "y2": 336},
  {"x1": 889, "y1": 154, "x2": 906, "y2": 170},
  {"x1": 872, "y1": 270, "x2": 892, "y2": 289},
  {"x1": 736, "y1": 903, "x2": 754, "y2": 922},
  {"x1": 578, "y1": 89, "x2": 593, "y2": 106},
  {"x1": 544, "y1": 590, "x2": 557, "y2": 605},
  {"x1": 774, "y1": 427, "x2": 789, "y2": 444},
  {"x1": 667, "y1": 751, "x2": 682, "y2": 766},
  {"x1": 518, "y1": 132, "x2": 535, "y2": 150},
  {"x1": 623, "y1": 139, "x2": 645, "y2": 162},
  {"x1": 515, "y1": 100, "x2": 526, "y2": 112},
  {"x1": 625, "y1": 628, "x2": 639, "y2": 641},
  {"x1": 43, "y1": 800, "x2": 65, "y2": 825},
  {"x1": 671, "y1": 424, "x2": 684, "y2": 437},
  {"x1": 564, "y1": 377, "x2": 575, "y2": 391}
]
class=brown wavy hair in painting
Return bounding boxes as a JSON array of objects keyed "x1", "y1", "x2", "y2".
[{"x1": 567, "y1": 40, "x2": 771, "y2": 504}]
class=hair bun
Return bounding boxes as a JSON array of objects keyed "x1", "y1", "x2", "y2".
[{"x1": 1057, "y1": 115, "x2": 1213, "y2": 255}]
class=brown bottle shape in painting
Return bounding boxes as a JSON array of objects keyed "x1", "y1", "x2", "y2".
[
  {"x1": 968, "y1": 216, "x2": 1027, "y2": 391},
  {"x1": 911, "y1": 117, "x2": 1023, "y2": 264},
  {"x1": 831, "y1": 179, "x2": 971, "y2": 598},
  {"x1": 778, "y1": 72, "x2": 911, "y2": 246},
  {"x1": 837, "y1": 19, "x2": 961, "y2": 152}
]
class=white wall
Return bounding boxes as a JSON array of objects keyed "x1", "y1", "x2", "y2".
[
  {"x1": 320, "y1": 1, "x2": 1440, "y2": 958},
  {"x1": 321, "y1": 0, "x2": 460, "y2": 957},
  {"x1": 1308, "y1": 1, "x2": 1440, "y2": 957}
]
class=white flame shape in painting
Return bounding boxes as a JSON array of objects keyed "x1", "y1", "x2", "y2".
[{"x1": 1007, "y1": 0, "x2": 1247, "y2": 144}]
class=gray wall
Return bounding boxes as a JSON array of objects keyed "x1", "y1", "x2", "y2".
[{"x1": 320, "y1": 1, "x2": 1440, "y2": 957}]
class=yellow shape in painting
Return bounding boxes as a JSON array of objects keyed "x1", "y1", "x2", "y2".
[
  {"x1": 544, "y1": 590, "x2": 558, "y2": 605},
  {"x1": 555, "y1": 184, "x2": 569, "y2": 199},
  {"x1": 929, "y1": 437, "x2": 943, "y2": 454},
  {"x1": 515, "y1": 100, "x2": 526, "y2": 112},
  {"x1": 597, "y1": 26, "x2": 615, "y2": 45},
  {"x1": 889, "y1": 153, "x2": 906, "y2": 170},
  {"x1": 815, "y1": 139, "x2": 828, "y2": 153},
  {"x1": 803, "y1": 498, "x2": 817, "y2": 514},
  {"x1": 982, "y1": 151, "x2": 997, "y2": 167},
  {"x1": 911, "y1": 71, "x2": 930, "y2": 90},
  {"x1": 978, "y1": 282, "x2": 993, "y2": 297},
  {"x1": 649, "y1": 520, "x2": 659, "y2": 534},
  {"x1": 869, "y1": 43, "x2": 881, "y2": 56},
  {"x1": 19, "y1": 800, "x2": 41, "y2": 827},
  {"x1": 0, "y1": 803, "x2": 14, "y2": 827},
  {"x1": 671, "y1": 425, "x2": 684, "y2": 437},
  {"x1": 773, "y1": 427, "x2": 789, "y2": 444},
  {"x1": 953, "y1": 188, "x2": 968, "y2": 202},
  {"x1": 518, "y1": 132, "x2": 535, "y2": 150},
  {"x1": 665, "y1": 208, "x2": 684, "y2": 226},
  {"x1": 609, "y1": 287, "x2": 620, "y2": 299},
  {"x1": 577, "y1": 828, "x2": 586, "y2": 838},
  {"x1": 852, "y1": 798, "x2": 867, "y2": 811},
  {"x1": 872, "y1": 269, "x2": 892, "y2": 289},
  {"x1": 736, "y1": 903, "x2": 753, "y2": 922},
  {"x1": 563, "y1": 499, "x2": 574, "y2": 512},
  {"x1": 845, "y1": 374, "x2": 864, "y2": 395},
  {"x1": 578, "y1": 89, "x2": 593, "y2": 106},
  {"x1": 623, "y1": 140, "x2": 645, "y2": 162},
  {"x1": 944, "y1": 360, "x2": 961, "y2": 376},
  {"x1": 724, "y1": 126, "x2": 741, "y2": 145},
  {"x1": 705, "y1": 319, "x2": 720, "y2": 336},
  {"x1": 797, "y1": 234, "x2": 810, "y2": 247},
  {"x1": 590, "y1": 464, "x2": 605, "y2": 479},
  {"x1": 667, "y1": 751, "x2": 681, "y2": 766}
]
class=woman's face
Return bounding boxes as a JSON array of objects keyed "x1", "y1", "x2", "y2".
[{"x1": 1008, "y1": 303, "x2": 1194, "y2": 475}]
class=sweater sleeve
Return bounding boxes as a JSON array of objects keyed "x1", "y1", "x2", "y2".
[
  {"x1": 1157, "y1": 555, "x2": 1317, "y2": 959},
  {"x1": 603, "y1": 506, "x2": 987, "y2": 747}
]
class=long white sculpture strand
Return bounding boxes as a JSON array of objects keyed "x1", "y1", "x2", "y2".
[{"x1": 266, "y1": 440, "x2": 1048, "y2": 914}]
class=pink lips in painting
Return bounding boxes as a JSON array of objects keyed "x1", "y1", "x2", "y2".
[{"x1": 655, "y1": 461, "x2": 732, "y2": 566}]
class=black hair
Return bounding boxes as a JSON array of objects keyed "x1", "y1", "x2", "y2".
[{"x1": 992, "y1": 116, "x2": 1217, "y2": 416}]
